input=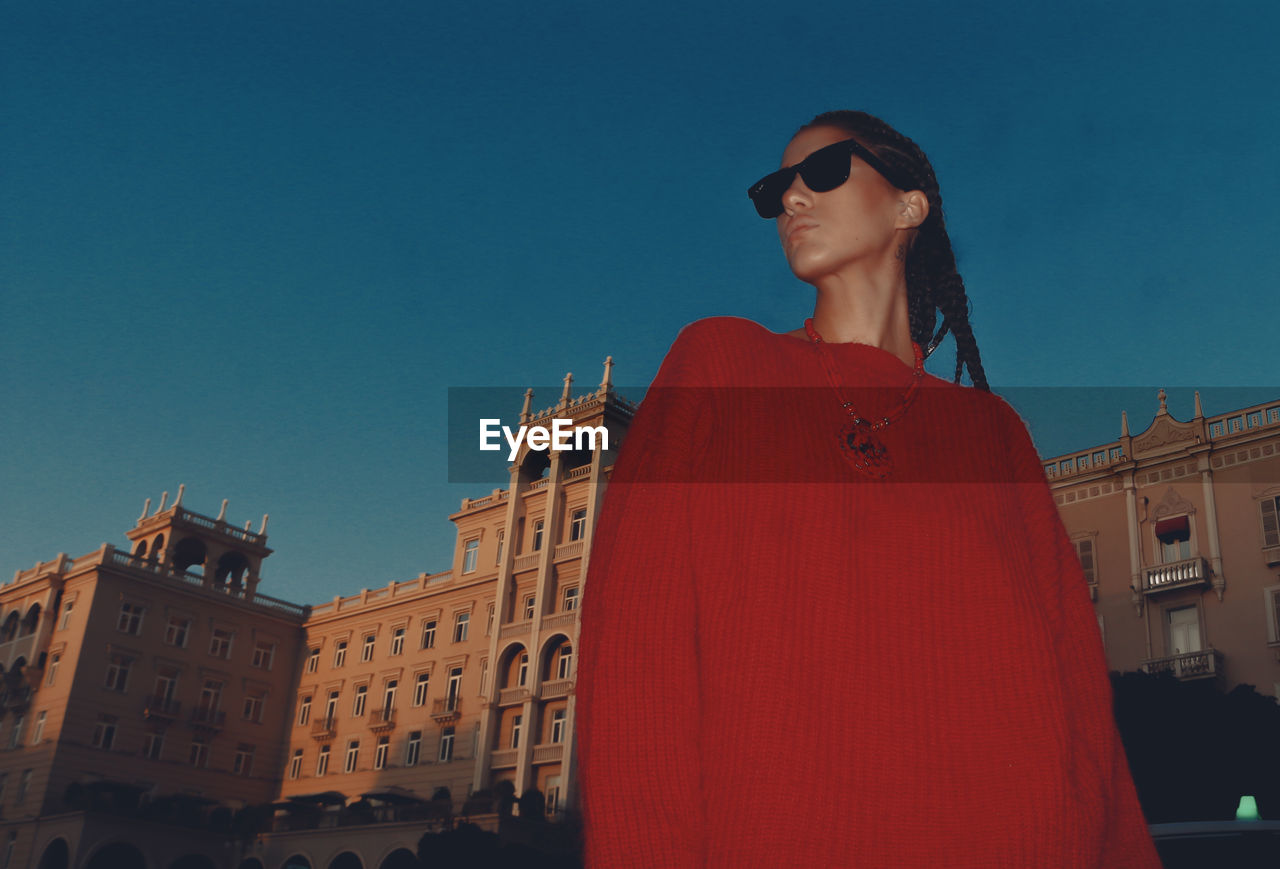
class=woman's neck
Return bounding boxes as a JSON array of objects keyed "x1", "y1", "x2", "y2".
[{"x1": 805, "y1": 270, "x2": 914, "y2": 368}]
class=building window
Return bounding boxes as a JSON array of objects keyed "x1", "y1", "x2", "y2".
[
  {"x1": 333, "y1": 640, "x2": 348, "y2": 668},
  {"x1": 31, "y1": 710, "x2": 46, "y2": 745},
  {"x1": 298, "y1": 695, "x2": 312, "y2": 726},
  {"x1": 439, "y1": 727, "x2": 455, "y2": 762},
  {"x1": 453, "y1": 612, "x2": 469, "y2": 643},
  {"x1": 563, "y1": 586, "x2": 579, "y2": 611},
  {"x1": 361, "y1": 634, "x2": 376, "y2": 663},
  {"x1": 288, "y1": 749, "x2": 303, "y2": 779},
  {"x1": 511, "y1": 714, "x2": 522, "y2": 749},
  {"x1": 486, "y1": 603, "x2": 495, "y2": 635},
  {"x1": 104, "y1": 656, "x2": 131, "y2": 693},
  {"x1": 557, "y1": 645, "x2": 573, "y2": 680},
  {"x1": 1156, "y1": 515, "x2": 1192, "y2": 562},
  {"x1": 344, "y1": 739, "x2": 360, "y2": 773},
  {"x1": 165, "y1": 617, "x2": 190, "y2": 647},
  {"x1": 446, "y1": 667, "x2": 463, "y2": 709},
  {"x1": 1261, "y1": 495, "x2": 1280, "y2": 548},
  {"x1": 523, "y1": 595, "x2": 536, "y2": 620},
  {"x1": 405, "y1": 731, "x2": 422, "y2": 767},
  {"x1": 551, "y1": 709, "x2": 566, "y2": 743},
  {"x1": 209, "y1": 627, "x2": 234, "y2": 660},
  {"x1": 154, "y1": 671, "x2": 178, "y2": 705},
  {"x1": 325, "y1": 690, "x2": 339, "y2": 722},
  {"x1": 532, "y1": 520, "x2": 544, "y2": 552},
  {"x1": 569, "y1": 508, "x2": 587, "y2": 541},
  {"x1": 316, "y1": 744, "x2": 330, "y2": 776},
  {"x1": 143, "y1": 732, "x2": 164, "y2": 761},
  {"x1": 382, "y1": 680, "x2": 398, "y2": 715},
  {"x1": 16, "y1": 770, "x2": 31, "y2": 803},
  {"x1": 59, "y1": 601, "x2": 74, "y2": 630},
  {"x1": 1210, "y1": 421, "x2": 1225, "y2": 437},
  {"x1": 413, "y1": 673, "x2": 430, "y2": 707},
  {"x1": 546, "y1": 777, "x2": 561, "y2": 817},
  {"x1": 1074, "y1": 539, "x2": 1096, "y2": 585},
  {"x1": 251, "y1": 641, "x2": 275, "y2": 670},
  {"x1": 8, "y1": 716, "x2": 23, "y2": 749},
  {"x1": 495, "y1": 530, "x2": 504, "y2": 565},
  {"x1": 390, "y1": 627, "x2": 405, "y2": 656},
  {"x1": 463, "y1": 539, "x2": 479, "y2": 574},
  {"x1": 518, "y1": 654, "x2": 528, "y2": 687},
  {"x1": 199, "y1": 680, "x2": 224, "y2": 718},
  {"x1": 243, "y1": 693, "x2": 265, "y2": 723},
  {"x1": 1167, "y1": 606, "x2": 1202, "y2": 655},
  {"x1": 421, "y1": 620, "x2": 437, "y2": 649},
  {"x1": 46, "y1": 653, "x2": 60, "y2": 686},
  {"x1": 305, "y1": 648, "x2": 320, "y2": 673},
  {"x1": 353, "y1": 684, "x2": 368, "y2": 717},
  {"x1": 374, "y1": 735, "x2": 389, "y2": 770},
  {"x1": 117, "y1": 602, "x2": 144, "y2": 635},
  {"x1": 234, "y1": 744, "x2": 255, "y2": 776},
  {"x1": 189, "y1": 737, "x2": 208, "y2": 768}
]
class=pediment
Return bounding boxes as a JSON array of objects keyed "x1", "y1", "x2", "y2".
[{"x1": 1151, "y1": 486, "x2": 1196, "y2": 520}]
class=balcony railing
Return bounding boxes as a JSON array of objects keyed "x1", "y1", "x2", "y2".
[
  {"x1": 1143, "y1": 556, "x2": 1210, "y2": 594},
  {"x1": 531, "y1": 743, "x2": 564, "y2": 764},
  {"x1": 498, "y1": 686, "x2": 530, "y2": 706},
  {"x1": 311, "y1": 716, "x2": 337, "y2": 740},
  {"x1": 490, "y1": 748, "x2": 519, "y2": 769},
  {"x1": 539, "y1": 678, "x2": 573, "y2": 700},
  {"x1": 143, "y1": 695, "x2": 181, "y2": 720},
  {"x1": 189, "y1": 706, "x2": 226, "y2": 729},
  {"x1": 431, "y1": 697, "x2": 461, "y2": 723},
  {"x1": 1140, "y1": 648, "x2": 1223, "y2": 681},
  {"x1": 369, "y1": 708, "x2": 396, "y2": 732}
]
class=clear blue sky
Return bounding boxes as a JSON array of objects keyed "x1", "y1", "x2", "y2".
[{"x1": 3, "y1": 1, "x2": 1277, "y2": 604}]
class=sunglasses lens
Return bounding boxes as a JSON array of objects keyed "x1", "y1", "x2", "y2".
[
  {"x1": 798, "y1": 145, "x2": 851, "y2": 193},
  {"x1": 748, "y1": 170, "x2": 791, "y2": 219}
]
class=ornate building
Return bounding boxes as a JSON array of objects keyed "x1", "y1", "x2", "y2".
[
  {"x1": 1042, "y1": 391, "x2": 1280, "y2": 693},
  {"x1": 0, "y1": 363, "x2": 634, "y2": 869}
]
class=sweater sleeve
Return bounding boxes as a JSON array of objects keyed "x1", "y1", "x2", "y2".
[
  {"x1": 1000, "y1": 401, "x2": 1162, "y2": 867},
  {"x1": 575, "y1": 326, "x2": 713, "y2": 868}
]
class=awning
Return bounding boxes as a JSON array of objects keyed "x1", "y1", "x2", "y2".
[{"x1": 1155, "y1": 515, "x2": 1190, "y2": 542}]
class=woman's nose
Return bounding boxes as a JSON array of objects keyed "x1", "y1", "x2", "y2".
[{"x1": 780, "y1": 173, "x2": 811, "y2": 214}]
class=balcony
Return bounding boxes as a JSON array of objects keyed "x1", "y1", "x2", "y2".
[
  {"x1": 531, "y1": 743, "x2": 564, "y2": 764},
  {"x1": 1264, "y1": 545, "x2": 1280, "y2": 567},
  {"x1": 498, "y1": 686, "x2": 530, "y2": 706},
  {"x1": 431, "y1": 697, "x2": 461, "y2": 723},
  {"x1": 188, "y1": 706, "x2": 226, "y2": 730},
  {"x1": 143, "y1": 695, "x2": 181, "y2": 721},
  {"x1": 1140, "y1": 648, "x2": 1223, "y2": 681},
  {"x1": 368, "y1": 708, "x2": 396, "y2": 733},
  {"x1": 490, "y1": 748, "x2": 518, "y2": 769},
  {"x1": 539, "y1": 678, "x2": 573, "y2": 700},
  {"x1": 1143, "y1": 556, "x2": 1210, "y2": 594},
  {"x1": 310, "y1": 716, "x2": 337, "y2": 740}
]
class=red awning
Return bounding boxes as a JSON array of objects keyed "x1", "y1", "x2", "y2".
[{"x1": 1155, "y1": 515, "x2": 1190, "y2": 541}]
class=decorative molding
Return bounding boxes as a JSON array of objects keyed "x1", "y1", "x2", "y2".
[{"x1": 1152, "y1": 486, "x2": 1196, "y2": 520}]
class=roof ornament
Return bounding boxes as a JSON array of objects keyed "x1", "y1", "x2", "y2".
[
  {"x1": 139, "y1": 498, "x2": 152, "y2": 522},
  {"x1": 157, "y1": 491, "x2": 169, "y2": 514},
  {"x1": 1121, "y1": 411, "x2": 1130, "y2": 437},
  {"x1": 600, "y1": 356, "x2": 614, "y2": 394},
  {"x1": 216, "y1": 499, "x2": 228, "y2": 522},
  {"x1": 559, "y1": 372, "x2": 574, "y2": 409},
  {"x1": 1157, "y1": 388, "x2": 1169, "y2": 415},
  {"x1": 173, "y1": 483, "x2": 185, "y2": 508},
  {"x1": 520, "y1": 388, "x2": 534, "y2": 424}
]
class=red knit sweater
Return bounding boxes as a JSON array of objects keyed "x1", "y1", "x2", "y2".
[{"x1": 575, "y1": 317, "x2": 1160, "y2": 868}]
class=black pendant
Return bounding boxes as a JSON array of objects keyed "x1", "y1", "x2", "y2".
[{"x1": 839, "y1": 420, "x2": 891, "y2": 479}]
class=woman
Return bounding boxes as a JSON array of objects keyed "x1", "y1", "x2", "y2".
[{"x1": 575, "y1": 111, "x2": 1160, "y2": 867}]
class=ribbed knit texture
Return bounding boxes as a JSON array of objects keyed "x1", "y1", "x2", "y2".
[{"x1": 576, "y1": 317, "x2": 1161, "y2": 868}]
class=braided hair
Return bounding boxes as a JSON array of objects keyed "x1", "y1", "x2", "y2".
[{"x1": 801, "y1": 110, "x2": 989, "y2": 391}]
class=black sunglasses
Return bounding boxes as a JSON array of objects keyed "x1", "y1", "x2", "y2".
[{"x1": 747, "y1": 137, "x2": 912, "y2": 219}]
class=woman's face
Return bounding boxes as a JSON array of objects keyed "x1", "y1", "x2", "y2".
[{"x1": 775, "y1": 125, "x2": 909, "y2": 285}]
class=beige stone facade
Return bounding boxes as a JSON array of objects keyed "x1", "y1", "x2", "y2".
[
  {"x1": 1043, "y1": 392, "x2": 1280, "y2": 693},
  {"x1": 0, "y1": 369, "x2": 633, "y2": 869},
  {"x1": 6, "y1": 379, "x2": 1278, "y2": 868}
]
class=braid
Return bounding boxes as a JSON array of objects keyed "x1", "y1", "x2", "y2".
[{"x1": 802, "y1": 111, "x2": 989, "y2": 391}]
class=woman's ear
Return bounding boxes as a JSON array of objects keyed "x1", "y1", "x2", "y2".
[{"x1": 896, "y1": 190, "x2": 929, "y2": 229}]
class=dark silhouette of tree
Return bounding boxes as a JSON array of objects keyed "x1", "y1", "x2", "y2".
[{"x1": 1111, "y1": 671, "x2": 1280, "y2": 822}]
